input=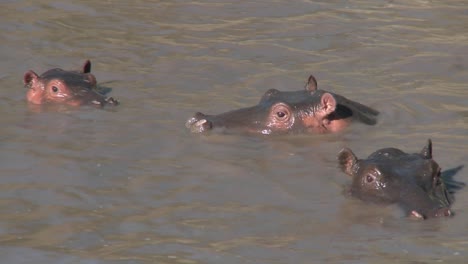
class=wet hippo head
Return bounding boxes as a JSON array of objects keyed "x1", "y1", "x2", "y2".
[
  {"x1": 186, "y1": 75, "x2": 378, "y2": 135},
  {"x1": 338, "y1": 139, "x2": 453, "y2": 219},
  {"x1": 23, "y1": 60, "x2": 118, "y2": 107}
]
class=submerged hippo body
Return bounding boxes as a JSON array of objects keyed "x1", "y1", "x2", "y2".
[
  {"x1": 186, "y1": 75, "x2": 378, "y2": 134},
  {"x1": 24, "y1": 60, "x2": 118, "y2": 107},
  {"x1": 338, "y1": 140, "x2": 454, "y2": 219}
]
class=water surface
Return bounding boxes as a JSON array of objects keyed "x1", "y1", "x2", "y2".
[{"x1": 1, "y1": 0, "x2": 467, "y2": 263}]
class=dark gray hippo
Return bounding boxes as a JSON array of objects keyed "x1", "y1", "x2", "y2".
[{"x1": 338, "y1": 139, "x2": 461, "y2": 219}]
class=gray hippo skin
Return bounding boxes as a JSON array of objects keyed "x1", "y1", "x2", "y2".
[
  {"x1": 186, "y1": 75, "x2": 378, "y2": 135},
  {"x1": 24, "y1": 60, "x2": 118, "y2": 107},
  {"x1": 338, "y1": 139, "x2": 453, "y2": 219}
]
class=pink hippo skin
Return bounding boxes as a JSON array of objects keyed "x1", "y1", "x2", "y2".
[{"x1": 24, "y1": 60, "x2": 118, "y2": 107}]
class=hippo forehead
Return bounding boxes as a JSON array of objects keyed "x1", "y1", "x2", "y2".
[
  {"x1": 366, "y1": 148, "x2": 407, "y2": 160},
  {"x1": 260, "y1": 89, "x2": 325, "y2": 108},
  {"x1": 357, "y1": 155, "x2": 436, "y2": 184},
  {"x1": 41, "y1": 68, "x2": 95, "y2": 88}
]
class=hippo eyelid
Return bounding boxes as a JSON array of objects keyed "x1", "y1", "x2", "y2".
[{"x1": 271, "y1": 103, "x2": 292, "y2": 119}]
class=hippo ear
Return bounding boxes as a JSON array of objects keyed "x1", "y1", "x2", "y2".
[
  {"x1": 320, "y1": 93, "x2": 337, "y2": 115},
  {"x1": 305, "y1": 74, "x2": 318, "y2": 92},
  {"x1": 420, "y1": 139, "x2": 433, "y2": 159},
  {"x1": 23, "y1": 71, "x2": 39, "y2": 86},
  {"x1": 338, "y1": 148, "x2": 358, "y2": 176},
  {"x1": 82, "y1": 60, "x2": 92, "y2": 73}
]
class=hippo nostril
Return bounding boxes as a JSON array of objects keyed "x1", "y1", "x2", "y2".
[
  {"x1": 106, "y1": 97, "x2": 119, "y2": 105},
  {"x1": 410, "y1": 210, "x2": 425, "y2": 220},
  {"x1": 193, "y1": 119, "x2": 212, "y2": 133},
  {"x1": 185, "y1": 116, "x2": 199, "y2": 129},
  {"x1": 444, "y1": 209, "x2": 452, "y2": 217},
  {"x1": 186, "y1": 112, "x2": 208, "y2": 128},
  {"x1": 185, "y1": 116, "x2": 212, "y2": 133},
  {"x1": 194, "y1": 119, "x2": 207, "y2": 127},
  {"x1": 437, "y1": 208, "x2": 452, "y2": 217}
]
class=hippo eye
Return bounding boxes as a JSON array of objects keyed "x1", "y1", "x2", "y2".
[
  {"x1": 51, "y1": 86, "x2": 59, "y2": 93},
  {"x1": 366, "y1": 174, "x2": 374, "y2": 183},
  {"x1": 277, "y1": 111, "x2": 286, "y2": 118},
  {"x1": 271, "y1": 103, "x2": 292, "y2": 122}
]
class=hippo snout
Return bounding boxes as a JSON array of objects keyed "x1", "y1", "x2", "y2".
[
  {"x1": 185, "y1": 112, "x2": 213, "y2": 133},
  {"x1": 411, "y1": 207, "x2": 452, "y2": 220},
  {"x1": 87, "y1": 93, "x2": 119, "y2": 107},
  {"x1": 103, "y1": 97, "x2": 119, "y2": 106}
]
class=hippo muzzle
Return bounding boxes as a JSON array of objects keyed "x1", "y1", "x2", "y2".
[{"x1": 185, "y1": 112, "x2": 213, "y2": 133}]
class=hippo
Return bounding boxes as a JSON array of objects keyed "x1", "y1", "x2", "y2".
[
  {"x1": 338, "y1": 139, "x2": 455, "y2": 219},
  {"x1": 186, "y1": 75, "x2": 378, "y2": 134},
  {"x1": 23, "y1": 60, "x2": 118, "y2": 107}
]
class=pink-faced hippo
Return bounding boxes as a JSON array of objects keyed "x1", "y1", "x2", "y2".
[{"x1": 24, "y1": 60, "x2": 118, "y2": 107}]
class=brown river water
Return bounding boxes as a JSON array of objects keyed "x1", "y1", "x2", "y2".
[{"x1": 1, "y1": 0, "x2": 467, "y2": 263}]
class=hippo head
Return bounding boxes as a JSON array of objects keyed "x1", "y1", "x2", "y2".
[
  {"x1": 186, "y1": 75, "x2": 360, "y2": 134},
  {"x1": 24, "y1": 60, "x2": 118, "y2": 107},
  {"x1": 338, "y1": 140, "x2": 453, "y2": 219}
]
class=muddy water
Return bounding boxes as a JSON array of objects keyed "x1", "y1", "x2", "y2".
[{"x1": 1, "y1": 0, "x2": 467, "y2": 263}]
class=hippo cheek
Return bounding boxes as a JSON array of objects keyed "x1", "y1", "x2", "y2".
[
  {"x1": 301, "y1": 115, "x2": 326, "y2": 133},
  {"x1": 325, "y1": 118, "x2": 352, "y2": 133},
  {"x1": 300, "y1": 112, "x2": 352, "y2": 133}
]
